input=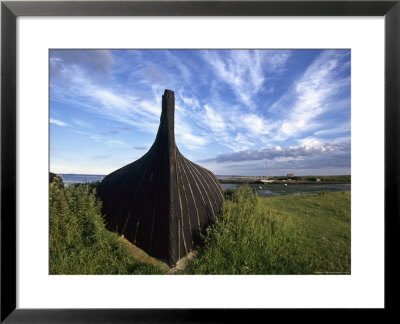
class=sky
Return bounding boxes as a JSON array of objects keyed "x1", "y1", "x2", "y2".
[{"x1": 50, "y1": 49, "x2": 351, "y2": 176}]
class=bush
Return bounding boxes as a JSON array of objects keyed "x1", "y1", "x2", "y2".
[
  {"x1": 185, "y1": 185, "x2": 266, "y2": 274},
  {"x1": 49, "y1": 176, "x2": 163, "y2": 274},
  {"x1": 223, "y1": 188, "x2": 235, "y2": 200}
]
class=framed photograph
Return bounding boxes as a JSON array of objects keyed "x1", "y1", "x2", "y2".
[{"x1": 2, "y1": 0, "x2": 399, "y2": 321}]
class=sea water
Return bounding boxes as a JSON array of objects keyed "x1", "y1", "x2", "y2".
[{"x1": 59, "y1": 174, "x2": 105, "y2": 186}]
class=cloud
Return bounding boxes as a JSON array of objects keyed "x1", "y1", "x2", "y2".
[
  {"x1": 99, "y1": 126, "x2": 133, "y2": 136},
  {"x1": 201, "y1": 104, "x2": 248, "y2": 151},
  {"x1": 49, "y1": 49, "x2": 350, "y2": 176},
  {"x1": 178, "y1": 91, "x2": 200, "y2": 109},
  {"x1": 201, "y1": 50, "x2": 291, "y2": 108},
  {"x1": 141, "y1": 65, "x2": 165, "y2": 84},
  {"x1": 202, "y1": 141, "x2": 350, "y2": 164},
  {"x1": 262, "y1": 50, "x2": 292, "y2": 72},
  {"x1": 50, "y1": 118, "x2": 69, "y2": 127},
  {"x1": 198, "y1": 102, "x2": 278, "y2": 152},
  {"x1": 50, "y1": 49, "x2": 292, "y2": 154},
  {"x1": 270, "y1": 50, "x2": 350, "y2": 141},
  {"x1": 313, "y1": 122, "x2": 351, "y2": 137},
  {"x1": 201, "y1": 50, "x2": 262, "y2": 107},
  {"x1": 194, "y1": 50, "x2": 350, "y2": 154},
  {"x1": 105, "y1": 139, "x2": 129, "y2": 147},
  {"x1": 289, "y1": 153, "x2": 350, "y2": 169},
  {"x1": 164, "y1": 51, "x2": 193, "y2": 85},
  {"x1": 203, "y1": 104, "x2": 227, "y2": 134},
  {"x1": 90, "y1": 154, "x2": 112, "y2": 160},
  {"x1": 175, "y1": 111, "x2": 209, "y2": 150},
  {"x1": 73, "y1": 130, "x2": 103, "y2": 142},
  {"x1": 72, "y1": 119, "x2": 92, "y2": 128},
  {"x1": 199, "y1": 141, "x2": 350, "y2": 176},
  {"x1": 297, "y1": 137, "x2": 323, "y2": 147},
  {"x1": 50, "y1": 57, "x2": 161, "y2": 135},
  {"x1": 50, "y1": 50, "x2": 114, "y2": 80},
  {"x1": 233, "y1": 113, "x2": 275, "y2": 136}
]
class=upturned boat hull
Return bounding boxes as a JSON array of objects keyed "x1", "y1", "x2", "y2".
[{"x1": 98, "y1": 90, "x2": 224, "y2": 266}]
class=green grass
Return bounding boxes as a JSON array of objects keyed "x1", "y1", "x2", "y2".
[
  {"x1": 50, "y1": 178, "x2": 350, "y2": 275},
  {"x1": 49, "y1": 176, "x2": 164, "y2": 274},
  {"x1": 184, "y1": 186, "x2": 350, "y2": 274}
]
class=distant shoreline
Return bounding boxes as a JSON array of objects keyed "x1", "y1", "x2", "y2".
[
  {"x1": 219, "y1": 179, "x2": 351, "y2": 185},
  {"x1": 56, "y1": 173, "x2": 351, "y2": 185},
  {"x1": 218, "y1": 175, "x2": 351, "y2": 185}
]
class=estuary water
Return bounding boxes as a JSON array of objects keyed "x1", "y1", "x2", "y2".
[
  {"x1": 220, "y1": 183, "x2": 351, "y2": 197},
  {"x1": 60, "y1": 174, "x2": 350, "y2": 196}
]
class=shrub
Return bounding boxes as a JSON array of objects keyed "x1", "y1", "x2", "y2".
[
  {"x1": 49, "y1": 176, "x2": 163, "y2": 274},
  {"x1": 223, "y1": 188, "x2": 236, "y2": 200},
  {"x1": 185, "y1": 185, "x2": 265, "y2": 274}
]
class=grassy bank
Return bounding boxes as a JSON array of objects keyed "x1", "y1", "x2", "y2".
[
  {"x1": 50, "y1": 178, "x2": 350, "y2": 275},
  {"x1": 184, "y1": 186, "x2": 350, "y2": 274},
  {"x1": 49, "y1": 176, "x2": 164, "y2": 274}
]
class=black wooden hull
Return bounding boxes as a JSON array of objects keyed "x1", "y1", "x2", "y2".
[{"x1": 98, "y1": 90, "x2": 224, "y2": 266}]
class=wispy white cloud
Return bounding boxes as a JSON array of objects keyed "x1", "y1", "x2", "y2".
[
  {"x1": 105, "y1": 139, "x2": 130, "y2": 147},
  {"x1": 233, "y1": 112, "x2": 275, "y2": 137},
  {"x1": 165, "y1": 51, "x2": 193, "y2": 85},
  {"x1": 178, "y1": 91, "x2": 200, "y2": 109},
  {"x1": 50, "y1": 59, "x2": 161, "y2": 135},
  {"x1": 51, "y1": 49, "x2": 292, "y2": 154},
  {"x1": 175, "y1": 106, "x2": 210, "y2": 150},
  {"x1": 50, "y1": 49, "x2": 351, "y2": 176},
  {"x1": 270, "y1": 50, "x2": 350, "y2": 141},
  {"x1": 203, "y1": 104, "x2": 227, "y2": 134},
  {"x1": 189, "y1": 50, "x2": 295, "y2": 151},
  {"x1": 133, "y1": 146, "x2": 148, "y2": 150},
  {"x1": 297, "y1": 137, "x2": 323, "y2": 147},
  {"x1": 50, "y1": 50, "x2": 114, "y2": 80},
  {"x1": 313, "y1": 122, "x2": 351, "y2": 137},
  {"x1": 71, "y1": 119, "x2": 92, "y2": 128},
  {"x1": 73, "y1": 130, "x2": 103, "y2": 142},
  {"x1": 201, "y1": 50, "x2": 261, "y2": 107},
  {"x1": 198, "y1": 101, "x2": 279, "y2": 152},
  {"x1": 201, "y1": 104, "x2": 250, "y2": 151},
  {"x1": 201, "y1": 50, "x2": 291, "y2": 108}
]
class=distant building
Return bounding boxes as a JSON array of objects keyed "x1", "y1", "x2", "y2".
[
  {"x1": 287, "y1": 173, "x2": 294, "y2": 178},
  {"x1": 316, "y1": 178, "x2": 321, "y2": 182}
]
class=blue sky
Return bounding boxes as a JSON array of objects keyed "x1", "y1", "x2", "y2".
[{"x1": 50, "y1": 49, "x2": 350, "y2": 176}]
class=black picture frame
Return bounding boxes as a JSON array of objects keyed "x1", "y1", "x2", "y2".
[{"x1": 1, "y1": 0, "x2": 399, "y2": 322}]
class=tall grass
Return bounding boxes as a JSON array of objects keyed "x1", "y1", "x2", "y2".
[
  {"x1": 50, "y1": 178, "x2": 350, "y2": 275},
  {"x1": 184, "y1": 186, "x2": 350, "y2": 274},
  {"x1": 49, "y1": 176, "x2": 163, "y2": 274}
]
